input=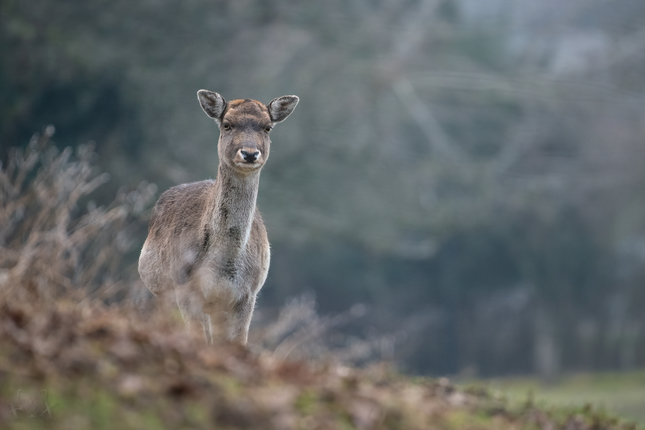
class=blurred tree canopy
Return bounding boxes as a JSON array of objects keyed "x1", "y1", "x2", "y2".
[{"x1": 2, "y1": 0, "x2": 645, "y2": 377}]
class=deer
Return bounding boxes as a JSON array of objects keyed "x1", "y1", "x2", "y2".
[{"x1": 138, "y1": 90, "x2": 299, "y2": 345}]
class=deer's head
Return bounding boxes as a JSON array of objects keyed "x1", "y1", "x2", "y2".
[{"x1": 198, "y1": 90, "x2": 299, "y2": 174}]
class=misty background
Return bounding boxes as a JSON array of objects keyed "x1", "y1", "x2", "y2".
[{"x1": 2, "y1": 0, "x2": 645, "y2": 379}]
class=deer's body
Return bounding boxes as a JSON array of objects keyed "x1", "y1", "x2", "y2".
[{"x1": 138, "y1": 91, "x2": 298, "y2": 344}]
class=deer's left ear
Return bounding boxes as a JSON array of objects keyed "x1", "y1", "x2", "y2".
[{"x1": 268, "y1": 95, "x2": 299, "y2": 123}]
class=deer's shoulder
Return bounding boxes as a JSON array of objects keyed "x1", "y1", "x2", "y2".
[{"x1": 149, "y1": 180, "x2": 215, "y2": 238}]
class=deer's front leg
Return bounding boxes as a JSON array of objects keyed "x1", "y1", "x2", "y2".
[
  {"x1": 227, "y1": 293, "x2": 256, "y2": 345},
  {"x1": 176, "y1": 285, "x2": 213, "y2": 344}
]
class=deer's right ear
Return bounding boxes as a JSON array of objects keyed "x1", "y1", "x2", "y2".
[{"x1": 197, "y1": 90, "x2": 227, "y2": 122}]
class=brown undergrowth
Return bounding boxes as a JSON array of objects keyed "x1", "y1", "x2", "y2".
[
  {"x1": 0, "y1": 126, "x2": 156, "y2": 304},
  {"x1": 0, "y1": 131, "x2": 641, "y2": 429},
  {"x1": 0, "y1": 298, "x2": 640, "y2": 429}
]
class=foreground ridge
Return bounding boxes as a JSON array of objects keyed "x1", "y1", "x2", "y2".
[{"x1": 0, "y1": 300, "x2": 640, "y2": 430}]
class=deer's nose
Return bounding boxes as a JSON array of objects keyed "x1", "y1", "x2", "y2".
[{"x1": 241, "y1": 150, "x2": 260, "y2": 163}]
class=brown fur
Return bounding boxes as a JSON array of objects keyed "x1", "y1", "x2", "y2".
[{"x1": 138, "y1": 90, "x2": 298, "y2": 344}]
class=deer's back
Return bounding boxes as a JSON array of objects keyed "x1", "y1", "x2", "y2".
[{"x1": 139, "y1": 180, "x2": 215, "y2": 292}]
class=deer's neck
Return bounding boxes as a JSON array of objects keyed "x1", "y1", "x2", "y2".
[{"x1": 211, "y1": 164, "x2": 260, "y2": 251}]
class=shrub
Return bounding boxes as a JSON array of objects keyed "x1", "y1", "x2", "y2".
[{"x1": 0, "y1": 126, "x2": 156, "y2": 304}]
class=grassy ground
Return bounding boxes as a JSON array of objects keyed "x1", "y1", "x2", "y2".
[
  {"x1": 1, "y1": 299, "x2": 643, "y2": 430},
  {"x1": 469, "y1": 370, "x2": 645, "y2": 426}
]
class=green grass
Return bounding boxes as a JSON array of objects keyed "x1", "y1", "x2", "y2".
[{"x1": 469, "y1": 369, "x2": 645, "y2": 425}]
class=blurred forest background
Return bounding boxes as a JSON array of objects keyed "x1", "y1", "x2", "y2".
[{"x1": 2, "y1": 0, "x2": 645, "y2": 380}]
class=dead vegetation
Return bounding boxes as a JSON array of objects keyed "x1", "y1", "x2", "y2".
[
  {"x1": 0, "y1": 132, "x2": 641, "y2": 429},
  {"x1": 2, "y1": 298, "x2": 639, "y2": 430},
  {"x1": 0, "y1": 126, "x2": 156, "y2": 304}
]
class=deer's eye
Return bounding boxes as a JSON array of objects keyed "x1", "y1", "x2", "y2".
[
  {"x1": 222, "y1": 123, "x2": 231, "y2": 131},
  {"x1": 264, "y1": 125, "x2": 272, "y2": 133}
]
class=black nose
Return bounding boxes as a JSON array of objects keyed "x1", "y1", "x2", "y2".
[{"x1": 241, "y1": 150, "x2": 260, "y2": 162}]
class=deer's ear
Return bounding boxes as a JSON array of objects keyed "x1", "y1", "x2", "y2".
[
  {"x1": 197, "y1": 90, "x2": 227, "y2": 122},
  {"x1": 268, "y1": 95, "x2": 299, "y2": 123}
]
